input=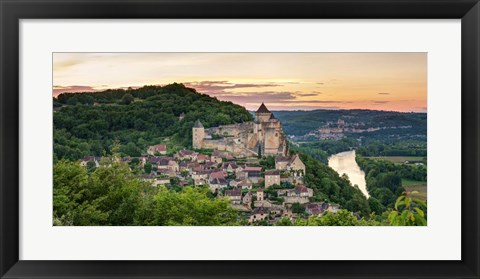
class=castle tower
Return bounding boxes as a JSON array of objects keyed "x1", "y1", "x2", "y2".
[
  {"x1": 192, "y1": 120, "x2": 204, "y2": 149},
  {"x1": 255, "y1": 103, "x2": 272, "y2": 123}
]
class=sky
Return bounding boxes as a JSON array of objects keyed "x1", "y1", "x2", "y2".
[{"x1": 53, "y1": 53, "x2": 427, "y2": 112}]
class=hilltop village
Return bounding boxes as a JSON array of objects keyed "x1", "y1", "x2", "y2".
[{"x1": 79, "y1": 104, "x2": 339, "y2": 225}]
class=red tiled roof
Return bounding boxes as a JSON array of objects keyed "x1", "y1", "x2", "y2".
[
  {"x1": 265, "y1": 170, "x2": 280, "y2": 176},
  {"x1": 151, "y1": 144, "x2": 166, "y2": 151}
]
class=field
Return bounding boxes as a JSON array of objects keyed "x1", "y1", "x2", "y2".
[
  {"x1": 402, "y1": 179, "x2": 427, "y2": 201},
  {"x1": 367, "y1": 156, "x2": 425, "y2": 164}
]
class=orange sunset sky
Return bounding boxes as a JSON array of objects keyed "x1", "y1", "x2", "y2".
[{"x1": 53, "y1": 53, "x2": 427, "y2": 112}]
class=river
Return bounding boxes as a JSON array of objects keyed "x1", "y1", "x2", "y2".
[{"x1": 328, "y1": 150, "x2": 369, "y2": 198}]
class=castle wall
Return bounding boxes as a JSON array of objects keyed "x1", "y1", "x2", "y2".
[
  {"x1": 264, "y1": 127, "x2": 281, "y2": 155},
  {"x1": 205, "y1": 123, "x2": 253, "y2": 137},
  {"x1": 193, "y1": 104, "x2": 287, "y2": 157}
]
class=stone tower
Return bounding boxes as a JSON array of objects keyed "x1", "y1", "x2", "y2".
[
  {"x1": 255, "y1": 103, "x2": 272, "y2": 123},
  {"x1": 192, "y1": 120, "x2": 204, "y2": 149}
]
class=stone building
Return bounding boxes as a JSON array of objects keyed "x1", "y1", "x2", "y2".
[
  {"x1": 192, "y1": 103, "x2": 287, "y2": 157},
  {"x1": 264, "y1": 170, "x2": 280, "y2": 188}
]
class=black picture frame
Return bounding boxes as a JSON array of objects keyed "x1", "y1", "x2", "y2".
[{"x1": 1, "y1": 0, "x2": 479, "y2": 278}]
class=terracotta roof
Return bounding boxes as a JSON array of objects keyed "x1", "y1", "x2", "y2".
[
  {"x1": 150, "y1": 144, "x2": 166, "y2": 151},
  {"x1": 197, "y1": 154, "x2": 209, "y2": 160},
  {"x1": 256, "y1": 102, "x2": 270, "y2": 113},
  {"x1": 225, "y1": 188, "x2": 242, "y2": 197},
  {"x1": 265, "y1": 170, "x2": 280, "y2": 176},
  {"x1": 178, "y1": 150, "x2": 196, "y2": 157},
  {"x1": 295, "y1": 185, "x2": 309, "y2": 193},
  {"x1": 243, "y1": 166, "x2": 262, "y2": 172},
  {"x1": 148, "y1": 157, "x2": 162, "y2": 164},
  {"x1": 275, "y1": 156, "x2": 290, "y2": 163},
  {"x1": 81, "y1": 156, "x2": 98, "y2": 162},
  {"x1": 211, "y1": 177, "x2": 228, "y2": 185},
  {"x1": 210, "y1": 171, "x2": 225, "y2": 179}
]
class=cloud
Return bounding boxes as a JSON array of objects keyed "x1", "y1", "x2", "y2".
[
  {"x1": 371, "y1": 101, "x2": 390, "y2": 104},
  {"x1": 378, "y1": 92, "x2": 391, "y2": 95},
  {"x1": 316, "y1": 82, "x2": 325, "y2": 85},
  {"x1": 183, "y1": 81, "x2": 282, "y2": 94},
  {"x1": 297, "y1": 93, "x2": 319, "y2": 97}
]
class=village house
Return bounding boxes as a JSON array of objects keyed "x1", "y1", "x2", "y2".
[
  {"x1": 291, "y1": 185, "x2": 314, "y2": 197},
  {"x1": 175, "y1": 150, "x2": 198, "y2": 161},
  {"x1": 306, "y1": 202, "x2": 329, "y2": 216},
  {"x1": 240, "y1": 166, "x2": 263, "y2": 183},
  {"x1": 209, "y1": 170, "x2": 226, "y2": 180},
  {"x1": 222, "y1": 162, "x2": 239, "y2": 173},
  {"x1": 204, "y1": 161, "x2": 217, "y2": 169},
  {"x1": 289, "y1": 154, "x2": 306, "y2": 176},
  {"x1": 275, "y1": 155, "x2": 306, "y2": 176},
  {"x1": 256, "y1": 188, "x2": 264, "y2": 201},
  {"x1": 157, "y1": 157, "x2": 179, "y2": 172},
  {"x1": 264, "y1": 170, "x2": 280, "y2": 188},
  {"x1": 249, "y1": 207, "x2": 269, "y2": 223},
  {"x1": 225, "y1": 188, "x2": 242, "y2": 204},
  {"x1": 238, "y1": 180, "x2": 252, "y2": 190},
  {"x1": 192, "y1": 170, "x2": 210, "y2": 185},
  {"x1": 195, "y1": 154, "x2": 210, "y2": 163},
  {"x1": 229, "y1": 179, "x2": 243, "y2": 187},
  {"x1": 210, "y1": 150, "x2": 226, "y2": 164},
  {"x1": 275, "y1": 156, "x2": 290, "y2": 170},
  {"x1": 270, "y1": 205, "x2": 285, "y2": 215},
  {"x1": 283, "y1": 185, "x2": 314, "y2": 204},
  {"x1": 80, "y1": 156, "x2": 100, "y2": 167},
  {"x1": 147, "y1": 144, "x2": 167, "y2": 155},
  {"x1": 209, "y1": 177, "x2": 228, "y2": 192},
  {"x1": 243, "y1": 191, "x2": 253, "y2": 205}
]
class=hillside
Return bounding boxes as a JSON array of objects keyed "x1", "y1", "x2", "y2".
[
  {"x1": 53, "y1": 83, "x2": 254, "y2": 161},
  {"x1": 273, "y1": 109, "x2": 427, "y2": 139}
]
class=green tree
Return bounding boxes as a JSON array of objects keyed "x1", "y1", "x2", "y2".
[
  {"x1": 144, "y1": 162, "x2": 152, "y2": 174},
  {"x1": 291, "y1": 202, "x2": 306, "y2": 214},
  {"x1": 121, "y1": 93, "x2": 134, "y2": 105},
  {"x1": 388, "y1": 191, "x2": 427, "y2": 226}
]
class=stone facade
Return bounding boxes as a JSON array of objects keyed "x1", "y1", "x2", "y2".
[{"x1": 192, "y1": 103, "x2": 287, "y2": 157}]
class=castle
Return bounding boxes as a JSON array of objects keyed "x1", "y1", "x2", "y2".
[{"x1": 192, "y1": 103, "x2": 287, "y2": 157}]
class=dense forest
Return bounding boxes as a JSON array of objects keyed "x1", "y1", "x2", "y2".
[
  {"x1": 53, "y1": 83, "x2": 253, "y2": 161},
  {"x1": 356, "y1": 155, "x2": 427, "y2": 215}
]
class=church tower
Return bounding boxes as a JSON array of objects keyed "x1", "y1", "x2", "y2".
[
  {"x1": 192, "y1": 120, "x2": 204, "y2": 149},
  {"x1": 255, "y1": 103, "x2": 272, "y2": 123}
]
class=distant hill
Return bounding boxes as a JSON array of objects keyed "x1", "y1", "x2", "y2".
[
  {"x1": 272, "y1": 109, "x2": 427, "y2": 138},
  {"x1": 53, "y1": 83, "x2": 253, "y2": 161}
]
